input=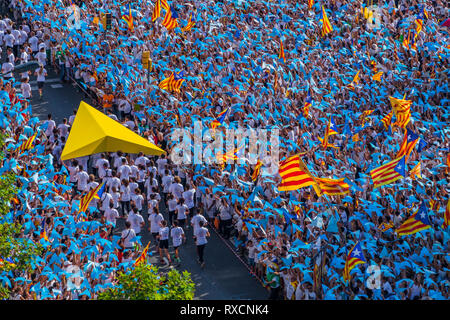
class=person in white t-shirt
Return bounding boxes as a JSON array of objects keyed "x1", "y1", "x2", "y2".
[
  {"x1": 176, "y1": 198, "x2": 189, "y2": 230},
  {"x1": 161, "y1": 169, "x2": 174, "y2": 201},
  {"x1": 183, "y1": 184, "x2": 196, "y2": 216},
  {"x1": 127, "y1": 207, "x2": 145, "y2": 235},
  {"x1": 170, "y1": 220, "x2": 185, "y2": 264},
  {"x1": 1, "y1": 61, "x2": 14, "y2": 79},
  {"x1": 148, "y1": 207, "x2": 164, "y2": 243},
  {"x1": 169, "y1": 176, "x2": 184, "y2": 200},
  {"x1": 34, "y1": 46, "x2": 46, "y2": 66},
  {"x1": 75, "y1": 165, "x2": 89, "y2": 193},
  {"x1": 43, "y1": 113, "x2": 56, "y2": 137},
  {"x1": 95, "y1": 153, "x2": 109, "y2": 178},
  {"x1": 105, "y1": 202, "x2": 120, "y2": 229},
  {"x1": 20, "y1": 78, "x2": 31, "y2": 99},
  {"x1": 131, "y1": 188, "x2": 144, "y2": 213},
  {"x1": 191, "y1": 211, "x2": 208, "y2": 238},
  {"x1": 157, "y1": 220, "x2": 171, "y2": 265},
  {"x1": 155, "y1": 154, "x2": 167, "y2": 176},
  {"x1": 34, "y1": 64, "x2": 47, "y2": 99},
  {"x1": 120, "y1": 221, "x2": 136, "y2": 250},
  {"x1": 119, "y1": 179, "x2": 131, "y2": 217},
  {"x1": 99, "y1": 188, "x2": 113, "y2": 214},
  {"x1": 194, "y1": 221, "x2": 210, "y2": 268},
  {"x1": 57, "y1": 118, "x2": 70, "y2": 138},
  {"x1": 118, "y1": 158, "x2": 131, "y2": 181}
]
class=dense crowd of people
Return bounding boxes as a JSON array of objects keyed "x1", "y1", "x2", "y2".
[{"x1": 0, "y1": 0, "x2": 448, "y2": 300}]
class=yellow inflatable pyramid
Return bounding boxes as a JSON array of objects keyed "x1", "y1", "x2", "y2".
[{"x1": 61, "y1": 101, "x2": 165, "y2": 160}]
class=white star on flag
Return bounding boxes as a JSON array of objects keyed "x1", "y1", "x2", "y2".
[{"x1": 353, "y1": 248, "x2": 360, "y2": 257}]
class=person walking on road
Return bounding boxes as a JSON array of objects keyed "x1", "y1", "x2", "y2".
[
  {"x1": 194, "y1": 220, "x2": 210, "y2": 269},
  {"x1": 170, "y1": 220, "x2": 185, "y2": 265},
  {"x1": 157, "y1": 220, "x2": 171, "y2": 266},
  {"x1": 34, "y1": 63, "x2": 47, "y2": 100}
]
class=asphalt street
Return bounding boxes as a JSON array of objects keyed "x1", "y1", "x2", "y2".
[{"x1": 19, "y1": 65, "x2": 268, "y2": 300}]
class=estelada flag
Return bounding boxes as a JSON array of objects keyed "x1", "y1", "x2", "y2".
[
  {"x1": 343, "y1": 242, "x2": 366, "y2": 282},
  {"x1": 395, "y1": 202, "x2": 431, "y2": 236},
  {"x1": 370, "y1": 156, "x2": 405, "y2": 188}
]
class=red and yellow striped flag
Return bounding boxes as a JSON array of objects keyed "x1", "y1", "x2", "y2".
[
  {"x1": 372, "y1": 71, "x2": 383, "y2": 82},
  {"x1": 315, "y1": 177, "x2": 350, "y2": 196},
  {"x1": 395, "y1": 203, "x2": 431, "y2": 236},
  {"x1": 343, "y1": 242, "x2": 366, "y2": 282},
  {"x1": 182, "y1": 13, "x2": 195, "y2": 32},
  {"x1": 308, "y1": 0, "x2": 314, "y2": 10},
  {"x1": 347, "y1": 70, "x2": 360, "y2": 91},
  {"x1": 159, "y1": 71, "x2": 184, "y2": 92},
  {"x1": 152, "y1": 0, "x2": 161, "y2": 22},
  {"x1": 381, "y1": 110, "x2": 393, "y2": 129},
  {"x1": 251, "y1": 159, "x2": 263, "y2": 181},
  {"x1": 409, "y1": 161, "x2": 421, "y2": 179},
  {"x1": 162, "y1": 6, "x2": 178, "y2": 30},
  {"x1": 279, "y1": 40, "x2": 286, "y2": 63},
  {"x1": 133, "y1": 241, "x2": 151, "y2": 266},
  {"x1": 378, "y1": 222, "x2": 394, "y2": 232},
  {"x1": 442, "y1": 199, "x2": 450, "y2": 230},
  {"x1": 395, "y1": 129, "x2": 419, "y2": 160},
  {"x1": 320, "y1": 5, "x2": 333, "y2": 37},
  {"x1": 160, "y1": 0, "x2": 169, "y2": 11},
  {"x1": 18, "y1": 132, "x2": 38, "y2": 153},
  {"x1": 429, "y1": 199, "x2": 440, "y2": 212},
  {"x1": 278, "y1": 155, "x2": 317, "y2": 192},
  {"x1": 370, "y1": 157, "x2": 405, "y2": 189},
  {"x1": 78, "y1": 183, "x2": 104, "y2": 213},
  {"x1": 446, "y1": 153, "x2": 450, "y2": 174},
  {"x1": 389, "y1": 96, "x2": 412, "y2": 129}
]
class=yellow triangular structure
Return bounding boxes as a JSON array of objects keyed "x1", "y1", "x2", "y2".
[{"x1": 61, "y1": 101, "x2": 165, "y2": 160}]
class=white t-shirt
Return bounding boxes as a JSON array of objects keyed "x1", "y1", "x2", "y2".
[
  {"x1": 159, "y1": 227, "x2": 169, "y2": 240},
  {"x1": 147, "y1": 198, "x2": 159, "y2": 214},
  {"x1": 35, "y1": 51, "x2": 46, "y2": 66},
  {"x1": 167, "y1": 198, "x2": 178, "y2": 212},
  {"x1": 35, "y1": 67, "x2": 47, "y2": 82},
  {"x1": 169, "y1": 182, "x2": 184, "y2": 199},
  {"x1": 148, "y1": 213, "x2": 164, "y2": 233},
  {"x1": 121, "y1": 228, "x2": 136, "y2": 249},
  {"x1": 44, "y1": 119, "x2": 56, "y2": 136},
  {"x1": 1, "y1": 62, "x2": 13, "y2": 77},
  {"x1": 194, "y1": 227, "x2": 209, "y2": 245},
  {"x1": 171, "y1": 226, "x2": 184, "y2": 247},
  {"x1": 120, "y1": 185, "x2": 131, "y2": 202},
  {"x1": 156, "y1": 158, "x2": 167, "y2": 174},
  {"x1": 162, "y1": 175, "x2": 174, "y2": 193},
  {"x1": 191, "y1": 214, "x2": 207, "y2": 234},
  {"x1": 105, "y1": 207, "x2": 119, "y2": 225},
  {"x1": 118, "y1": 164, "x2": 131, "y2": 181},
  {"x1": 100, "y1": 193, "x2": 113, "y2": 211},
  {"x1": 20, "y1": 82, "x2": 31, "y2": 98},
  {"x1": 127, "y1": 212, "x2": 144, "y2": 234},
  {"x1": 29, "y1": 35, "x2": 38, "y2": 51},
  {"x1": 107, "y1": 177, "x2": 121, "y2": 193},
  {"x1": 57, "y1": 123, "x2": 70, "y2": 137},
  {"x1": 68, "y1": 166, "x2": 79, "y2": 183},
  {"x1": 131, "y1": 194, "x2": 144, "y2": 211},
  {"x1": 135, "y1": 155, "x2": 149, "y2": 167},
  {"x1": 183, "y1": 189, "x2": 196, "y2": 209},
  {"x1": 75, "y1": 171, "x2": 89, "y2": 191},
  {"x1": 176, "y1": 204, "x2": 188, "y2": 220}
]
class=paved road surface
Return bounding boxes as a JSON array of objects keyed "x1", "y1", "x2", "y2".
[{"x1": 19, "y1": 65, "x2": 268, "y2": 300}]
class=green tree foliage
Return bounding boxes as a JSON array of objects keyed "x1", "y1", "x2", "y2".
[
  {"x1": 98, "y1": 264, "x2": 195, "y2": 300},
  {"x1": 0, "y1": 132, "x2": 43, "y2": 297}
]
